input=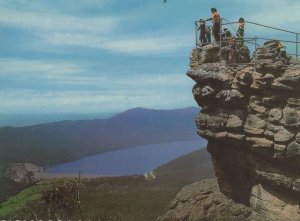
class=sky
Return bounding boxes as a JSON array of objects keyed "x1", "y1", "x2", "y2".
[{"x1": 1, "y1": 0, "x2": 300, "y2": 114}]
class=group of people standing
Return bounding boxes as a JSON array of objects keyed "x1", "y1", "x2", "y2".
[
  {"x1": 197, "y1": 8, "x2": 291, "y2": 65},
  {"x1": 197, "y1": 8, "x2": 245, "y2": 48},
  {"x1": 196, "y1": 8, "x2": 245, "y2": 64}
]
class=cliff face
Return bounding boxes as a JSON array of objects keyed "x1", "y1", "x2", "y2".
[{"x1": 159, "y1": 41, "x2": 300, "y2": 221}]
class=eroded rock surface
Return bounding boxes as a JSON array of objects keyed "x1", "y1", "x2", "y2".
[
  {"x1": 159, "y1": 41, "x2": 300, "y2": 221},
  {"x1": 158, "y1": 178, "x2": 300, "y2": 221},
  {"x1": 158, "y1": 179, "x2": 257, "y2": 221}
]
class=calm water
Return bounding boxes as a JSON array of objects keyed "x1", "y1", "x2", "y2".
[{"x1": 47, "y1": 140, "x2": 207, "y2": 176}]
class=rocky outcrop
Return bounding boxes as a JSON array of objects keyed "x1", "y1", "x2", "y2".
[
  {"x1": 159, "y1": 41, "x2": 300, "y2": 220},
  {"x1": 5, "y1": 163, "x2": 43, "y2": 183},
  {"x1": 158, "y1": 179, "x2": 258, "y2": 221},
  {"x1": 158, "y1": 179, "x2": 299, "y2": 221}
]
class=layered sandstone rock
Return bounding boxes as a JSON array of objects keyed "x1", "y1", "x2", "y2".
[{"x1": 159, "y1": 41, "x2": 300, "y2": 220}]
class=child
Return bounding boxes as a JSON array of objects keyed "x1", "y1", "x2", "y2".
[
  {"x1": 197, "y1": 19, "x2": 207, "y2": 46},
  {"x1": 237, "y1": 17, "x2": 245, "y2": 47}
]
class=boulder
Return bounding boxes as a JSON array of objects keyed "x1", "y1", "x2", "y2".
[
  {"x1": 273, "y1": 67, "x2": 300, "y2": 91},
  {"x1": 199, "y1": 44, "x2": 220, "y2": 63},
  {"x1": 286, "y1": 141, "x2": 300, "y2": 159},
  {"x1": 244, "y1": 114, "x2": 266, "y2": 135},
  {"x1": 158, "y1": 179, "x2": 260, "y2": 221}
]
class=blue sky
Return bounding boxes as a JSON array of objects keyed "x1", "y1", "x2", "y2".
[{"x1": 0, "y1": 0, "x2": 300, "y2": 114}]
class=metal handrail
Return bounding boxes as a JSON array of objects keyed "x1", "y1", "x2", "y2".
[
  {"x1": 222, "y1": 20, "x2": 298, "y2": 34},
  {"x1": 252, "y1": 37, "x2": 300, "y2": 44},
  {"x1": 245, "y1": 20, "x2": 298, "y2": 35},
  {"x1": 221, "y1": 37, "x2": 300, "y2": 44},
  {"x1": 194, "y1": 18, "x2": 300, "y2": 59}
]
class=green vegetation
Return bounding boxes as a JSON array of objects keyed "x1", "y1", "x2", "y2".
[
  {"x1": 0, "y1": 149, "x2": 214, "y2": 220},
  {"x1": 0, "y1": 162, "x2": 5, "y2": 202},
  {"x1": 0, "y1": 182, "x2": 44, "y2": 218},
  {"x1": 83, "y1": 176, "x2": 172, "y2": 220},
  {"x1": 0, "y1": 178, "x2": 80, "y2": 219}
]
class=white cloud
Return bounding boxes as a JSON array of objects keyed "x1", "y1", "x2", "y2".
[
  {"x1": 44, "y1": 31, "x2": 193, "y2": 54},
  {"x1": 0, "y1": 59, "x2": 101, "y2": 86},
  {"x1": 43, "y1": 32, "x2": 109, "y2": 48},
  {"x1": 0, "y1": 1, "x2": 194, "y2": 55},
  {"x1": 242, "y1": 0, "x2": 300, "y2": 29},
  {"x1": 0, "y1": 58, "x2": 194, "y2": 113},
  {"x1": 0, "y1": 7, "x2": 118, "y2": 34},
  {"x1": 101, "y1": 35, "x2": 192, "y2": 54},
  {"x1": 0, "y1": 59, "x2": 82, "y2": 75},
  {"x1": 0, "y1": 87, "x2": 195, "y2": 113},
  {"x1": 116, "y1": 73, "x2": 191, "y2": 87},
  {"x1": 0, "y1": 58, "x2": 191, "y2": 88}
]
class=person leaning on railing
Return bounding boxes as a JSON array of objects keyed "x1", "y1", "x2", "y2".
[
  {"x1": 237, "y1": 17, "x2": 245, "y2": 47},
  {"x1": 223, "y1": 26, "x2": 232, "y2": 38},
  {"x1": 205, "y1": 7, "x2": 221, "y2": 44},
  {"x1": 222, "y1": 25, "x2": 232, "y2": 46}
]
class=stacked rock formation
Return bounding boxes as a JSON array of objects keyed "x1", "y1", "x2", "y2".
[{"x1": 159, "y1": 41, "x2": 300, "y2": 221}]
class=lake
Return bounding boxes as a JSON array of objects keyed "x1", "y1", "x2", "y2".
[{"x1": 47, "y1": 139, "x2": 207, "y2": 176}]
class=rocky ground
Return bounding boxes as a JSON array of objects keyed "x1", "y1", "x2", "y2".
[
  {"x1": 158, "y1": 179, "x2": 260, "y2": 221},
  {"x1": 158, "y1": 178, "x2": 300, "y2": 221}
]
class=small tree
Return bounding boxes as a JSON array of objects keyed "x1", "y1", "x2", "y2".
[{"x1": 41, "y1": 180, "x2": 81, "y2": 220}]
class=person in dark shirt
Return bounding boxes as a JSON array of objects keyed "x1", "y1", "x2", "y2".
[
  {"x1": 223, "y1": 26, "x2": 232, "y2": 38},
  {"x1": 222, "y1": 25, "x2": 232, "y2": 45},
  {"x1": 197, "y1": 19, "x2": 207, "y2": 46}
]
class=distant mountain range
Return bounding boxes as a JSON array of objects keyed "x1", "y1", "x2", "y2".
[
  {"x1": 0, "y1": 107, "x2": 200, "y2": 166},
  {"x1": 0, "y1": 112, "x2": 115, "y2": 127}
]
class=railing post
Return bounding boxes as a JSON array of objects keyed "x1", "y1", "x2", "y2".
[
  {"x1": 254, "y1": 36, "x2": 257, "y2": 72},
  {"x1": 219, "y1": 18, "x2": 222, "y2": 64},
  {"x1": 296, "y1": 33, "x2": 299, "y2": 59},
  {"x1": 195, "y1": 21, "x2": 198, "y2": 48}
]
